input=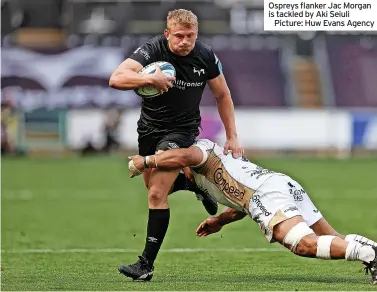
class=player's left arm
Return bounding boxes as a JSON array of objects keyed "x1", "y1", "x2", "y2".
[
  {"x1": 207, "y1": 53, "x2": 243, "y2": 158},
  {"x1": 196, "y1": 207, "x2": 247, "y2": 237},
  {"x1": 128, "y1": 146, "x2": 205, "y2": 178}
]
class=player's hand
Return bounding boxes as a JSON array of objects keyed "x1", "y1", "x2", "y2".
[
  {"x1": 128, "y1": 155, "x2": 145, "y2": 178},
  {"x1": 196, "y1": 217, "x2": 223, "y2": 237},
  {"x1": 224, "y1": 136, "x2": 244, "y2": 158},
  {"x1": 151, "y1": 64, "x2": 176, "y2": 94}
]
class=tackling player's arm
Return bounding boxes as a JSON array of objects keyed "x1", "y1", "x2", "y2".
[
  {"x1": 196, "y1": 208, "x2": 247, "y2": 237},
  {"x1": 128, "y1": 146, "x2": 204, "y2": 177}
]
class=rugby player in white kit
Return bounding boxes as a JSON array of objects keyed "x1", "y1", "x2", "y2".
[{"x1": 128, "y1": 139, "x2": 377, "y2": 284}]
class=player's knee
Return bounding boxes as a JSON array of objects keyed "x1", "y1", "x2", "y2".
[
  {"x1": 283, "y1": 222, "x2": 315, "y2": 255},
  {"x1": 148, "y1": 186, "x2": 167, "y2": 206},
  {"x1": 295, "y1": 234, "x2": 318, "y2": 257}
]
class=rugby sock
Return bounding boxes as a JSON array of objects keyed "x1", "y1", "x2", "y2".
[
  {"x1": 345, "y1": 241, "x2": 376, "y2": 263},
  {"x1": 141, "y1": 208, "x2": 170, "y2": 265},
  {"x1": 345, "y1": 234, "x2": 377, "y2": 248},
  {"x1": 171, "y1": 172, "x2": 189, "y2": 193}
]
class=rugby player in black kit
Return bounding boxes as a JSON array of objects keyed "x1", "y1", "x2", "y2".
[{"x1": 109, "y1": 9, "x2": 243, "y2": 281}]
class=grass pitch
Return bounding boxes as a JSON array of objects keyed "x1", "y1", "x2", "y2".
[{"x1": 1, "y1": 156, "x2": 377, "y2": 290}]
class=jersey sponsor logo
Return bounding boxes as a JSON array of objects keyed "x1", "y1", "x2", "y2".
[
  {"x1": 284, "y1": 206, "x2": 299, "y2": 213},
  {"x1": 248, "y1": 166, "x2": 275, "y2": 179},
  {"x1": 193, "y1": 67, "x2": 205, "y2": 76},
  {"x1": 252, "y1": 195, "x2": 272, "y2": 216},
  {"x1": 288, "y1": 182, "x2": 305, "y2": 201},
  {"x1": 172, "y1": 79, "x2": 204, "y2": 90},
  {"x1": 196, "y1": 153, "x2": 254, "y2": 210},
  {"x1": 214, "y1": 168, "x2": 245, "y2": 200},
  {"x1": 134, "y1": 47, "x2": 150, "y2": 60}
]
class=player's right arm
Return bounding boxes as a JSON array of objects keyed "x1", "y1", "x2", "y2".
[
  {"x1": 109, "y1": 40, "x2": 175, "y2": 91},
  {"x1": 109, "y1": 58, "x2": 153, "y2": 90},
  {"x1": 128, "y1": 146, "x2": 205, "y2": 178}
]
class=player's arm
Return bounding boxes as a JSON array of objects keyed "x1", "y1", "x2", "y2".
[
  {"x1": 207, "y1": 53, "x2": 243, "y2": 158},
  {"x1": 196, "y1": 208, "x2": 247, "y2": 237},
  {"x1": 109, "y1": 58, "x2": 154, "y2": 90},
  {"x1": 207, "y1": 75, "x2": 237, "y2": 140},
  {"x1": 128, "y1": 146, "x2": 206, "y2": 177}
]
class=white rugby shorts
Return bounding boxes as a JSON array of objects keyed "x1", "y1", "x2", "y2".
[{"x1": 248, "y1": 175, "x2": 322, "y2": 242}]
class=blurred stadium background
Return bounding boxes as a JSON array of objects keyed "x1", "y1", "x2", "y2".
[
  {"x1": 1, "y1": 0, "x2": 376, "y2": 156},
  {"x1": 1, "y1": 0, "x2": 377, "y2": 291}
]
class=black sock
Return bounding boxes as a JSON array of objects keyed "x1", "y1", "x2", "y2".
[
  {"x1": 171, "y1": 172, "x2": 190, "y2": 193},
  {"x1": 141, "y1": 208, "x2": 170, "y2": 265}
]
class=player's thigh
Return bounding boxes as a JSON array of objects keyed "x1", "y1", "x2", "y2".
[
  {"x1": 310, "y1": 217, "x2": 343, "y2": 238},
  {"x1": 148, "y1": 168, "x2": 181, "y2": 199},
  {"x1": 156, "y1": 129, "x2": 199, "y2": 151},
  {"x1": 142, "y1": 169, "x2": 152, "y2": 189},
  {"x1": 249, "y1": 176, "x2": 303, "y2": 243},
  {"x1": 286, "y1": 178, "x2": 323, "y2": 227}
]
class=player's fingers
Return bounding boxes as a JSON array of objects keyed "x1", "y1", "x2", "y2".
[
  {"x1": 196, "y1": 222, "x2": 206, "y2": 233},
  {"x1": 167, "y1": 81, "x2": 173, "y2": 88},
  {"x1": 167, "y1": 76, "x2": 176, "y2": 81},
  {"x1": 232, "y1": 149, "x2": 242, "y2": 158},
  {"x1": 195, "y1": 224, "x2": 204, "y2": 234},
  {"x1": 155, "y1": 64, "x2": 162, "y2": 72},
  {"x1": 223, "y1": 145, "x2": 229, "y2": 155}
]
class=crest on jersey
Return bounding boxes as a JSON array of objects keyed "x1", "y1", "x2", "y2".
[{"x1": 193, "y1": 67, "x2": 205, "y2": 76}]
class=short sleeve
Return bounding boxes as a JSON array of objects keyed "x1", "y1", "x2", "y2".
[
  {"x1": 129, "y1": 42, "x2": 158, "y2": 67},
  {"x1": 207, "y1": 50, "x2": 223, "y2": 80}
]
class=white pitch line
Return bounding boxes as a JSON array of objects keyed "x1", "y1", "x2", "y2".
[{"x1": 1, "y1": 248, "x2": 285, "y2": 254}]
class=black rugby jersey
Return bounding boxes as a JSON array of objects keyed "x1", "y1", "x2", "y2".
[{"x1": 129, "y1": 35, "x2": 223, "y2": 130}]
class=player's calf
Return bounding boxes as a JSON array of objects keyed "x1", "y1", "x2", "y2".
[
  {"x1": 276, "y1": 219, "x2": 377, "y2": 284},
  {"x1": 311, "y1": 219, "x2": 377, "y2": 247}
]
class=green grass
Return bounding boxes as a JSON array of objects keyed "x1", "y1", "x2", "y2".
[{"x1": 1, "y1": 156, "x2": 377, "y2": 290}]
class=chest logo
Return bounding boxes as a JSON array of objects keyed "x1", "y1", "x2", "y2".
[{"x1": 193, "y1": 67, "x2": 205, "y2": 76}]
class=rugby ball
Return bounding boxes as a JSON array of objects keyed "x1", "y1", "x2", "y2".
[{"x1": 135, "y1": 61, "x2": 176, "y2": 98}]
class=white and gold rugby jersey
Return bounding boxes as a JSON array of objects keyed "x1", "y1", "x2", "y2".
[{"x1": 191, "y1": 139, "x2": 283, "y2": 214}]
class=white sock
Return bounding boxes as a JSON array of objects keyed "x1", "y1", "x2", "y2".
[
  {"x1": 345, "y1": 234, "x2": 377, "y2": 248},
  {"x1": 345, "y1": 241, "x2": 376, "y2": 263}
]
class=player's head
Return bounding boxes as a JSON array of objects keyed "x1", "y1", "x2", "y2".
[{"x1": 164, "y1": 9, "x2": 198, "y2": 56}]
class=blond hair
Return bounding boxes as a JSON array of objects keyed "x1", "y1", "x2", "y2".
[{"x1": 167, "y1": 9, "x2": 198, "y2": 29}]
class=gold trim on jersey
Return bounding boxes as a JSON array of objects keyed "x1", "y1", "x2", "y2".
[
  {"x1": 268, "y1": 209, "x2": 288, "y2": 230},
  {"x1": 195, "y1": 151, "x2": 255, "y2": 210}
]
